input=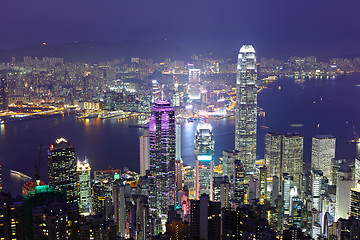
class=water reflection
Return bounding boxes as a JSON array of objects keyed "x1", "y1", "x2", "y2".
[{"x1": 0, "y1": 124, "x2": 4, "y2": 135}]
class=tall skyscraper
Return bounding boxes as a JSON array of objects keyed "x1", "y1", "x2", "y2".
[
  {"x1": 311, "y1": 134, "x2": 336, "y2": 182},
  {"x1": 76, "y1": 158, "x2": 91, "y2": 216},
  {"x1": 188, "y1": 68, "x2": 201, "y2": 101},
  {"x1": 194, "y1": 122, "x2": 214, "y2": 200},
  {"x1": 175, "y1": 121, "x2": 183, "y2": 191},
  {"x1": 139, "y1": 135, "x2": 150, "y2": 176},
  {"x1": 282, "y1": 133, "x2": 303, "y2": 189},
  {"x1": 265, "y1": 132, "x2": 282, "y2": 178},
  {"x1": 48, "y1": 138, "x2": 77, "y2": 204},
  {"x1": 149, "y1": 100, "x2": 176, "y2": 219},
  {"x1": 265, "y1": 132, "x2": 304, "y2": 189},
  {"x1": 176, "y1": 121, "x2": 182, "y2": 160},
  {"x1": 0, "y1": 77, "x2": 8, "y2": 111},
  {"x1": 235, "y1": 45, "x2": 257, "y2": 173}
]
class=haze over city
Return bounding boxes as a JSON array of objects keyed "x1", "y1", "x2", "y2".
[{"x1": 1, "y1": 0, "x2": 360, "y2": 57}]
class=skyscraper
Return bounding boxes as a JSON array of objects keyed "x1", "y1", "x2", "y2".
[
  {"x1": 194, "y1": 122, "x2": 214, "y2": 200},
  {"x1": 175, "y1": 121, "x2": 183, "y2": 191},
  {"x1": 188, "y1": 68, "x2": 201, "y2": 101},
  {"x1": 0, "y1": 77, "x2": 8, "y2": 111},
  {"x1": 48, "y1": 138, "x2": 77, "y2": 204},
  {"x1": 282, "y1": 133, "x2": 303, "y2": 189},
  {"x1": 235, "y1": 45, "x2": 257, "y2": 173},
  {"x1": 265, "y1": 132, "x2": 304, "y2": 189},
  {"x1": 139, "y1": 135, "x2": 150, "y2": 176},
  {"x1": 311, "y1": 134, "x2": 336, "y2": 182},
  {"x1": 149, "y1": 100, "x2": 176, "y2": 219},
  {"x1": 265, "y1": 132, "x2": 282, "y2": 178},
  {"x1": 76, "y1": 158, "x2": 91, "y2": 216}
]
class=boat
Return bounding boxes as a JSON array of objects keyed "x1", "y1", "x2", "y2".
[
  {"x1": 295, "y1": 79, "x2": 306, "y2": 84},
  {"x1": 77, "y1": 112, "x2": 98, "y2": 119},
  {"x1": 10, "y1": 170, "x2": 32, "y2": 180},
  {"x1": 100, "y1": 110, "x2": 126, "y2": 119},
  {"x1": 262, "y1": 76, "x2": 278, "y2": 81}
]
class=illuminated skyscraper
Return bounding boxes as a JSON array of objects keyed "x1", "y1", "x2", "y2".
[
  {"x1": 0, "y1": 77, "x2": 8, "y2": 111},
  {"x1": 188, "y1": 68, "x2": 201, "y2": 101},
  {"x1": 76, "y1": 158, "x2": 91, "y2": 216},
  {"x1": 265, "y1": 132, "x2": 282, "y2": 178},
  {"x1": 48, "y1": 138, "x2": 77, "y2": 204},
  {"x1": 235, "y1": 45, "x2": 257, "y2": 173},
  {"x1": 139, "y1": 135, "x2": 150, "y2": 176},
  {"x1": 265, "y1": 132, "x2": 303, "y2": 189},
  {"x1": 175, "y1": 121, "x2": 183, "y2": 191},
  {"x1": 311, "y1": 134, "x2": 336, "y2": 183},
  {"x1": 149, "y1": 100, "x2": 176, "y2": 219},
  {"x1": 194, "y1": 122, "x2": 214, "y2": 200},
  {"x1": 282, "y1": 133, "x2": 303, "y2": 189}
]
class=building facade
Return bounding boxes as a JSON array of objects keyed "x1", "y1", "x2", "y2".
[
  {"x1": 76, "y1": 159, "x2": 91, "y2": 216},
  {"x1": 48, "y1": 138, "x2": 77, "y2": 204},
  {"x1": 149, "y1": 100, "x2": 176, "y2": 219},
  {"x1": 311, "y1": 134, "x2": 336, "y2": 183},
  {"x1": 194, "y1": 122, "x2": 214, "y2": 200},
  {"x1": 188, "y1": 68, "x2": 201, "y2": 101}
]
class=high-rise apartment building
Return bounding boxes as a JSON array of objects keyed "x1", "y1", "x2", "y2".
[
  {"x1": 265, "y1": 132, "x2": 304, "y2": 189},
  {"x1": 149, "y1": 100, "x2": 176, "y2": 219},
  {"x1": 311, "y1": 134, "x2": 336, "y2": 182},
  {"x1": 194, "y1": 122, "x2": 214, "y2": 200},
  {"x1": 139, "y1": 135, "x2": 150, "y2": 176},
  {"x1": 76, "y1": 159, "x2": 91, "y2": 216},
  {"x1": 0, "y1": 77, "x2": 8, "y2": 111},
  {"x1": 188, "y1": 68, "x2": 201, "y2": 101},
  {"x1": 48, "y1": 138, "x2": 77, "y2": 204},
  {"x1": 235, "y1": 45, "x2": 257, "y2": 174}
]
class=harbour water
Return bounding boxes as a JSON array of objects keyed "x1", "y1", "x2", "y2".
[{"x1": 1, "y1": 74, "x2": 360, "y2": 195}]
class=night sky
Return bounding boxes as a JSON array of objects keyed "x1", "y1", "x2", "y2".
[{"x1": 1, "y1": 0, "x2": 360, "y2": 57}]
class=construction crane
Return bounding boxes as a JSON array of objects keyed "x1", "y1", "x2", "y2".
[
  {"x1": 351, "y1": 121, "x2": 360, "y2": 143},
  {"x1": 35, "y1": 144, "x2": 42, "y2": 181}
]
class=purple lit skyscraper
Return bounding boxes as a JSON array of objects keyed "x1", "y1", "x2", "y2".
[{"x1": 149, "y1": 100, "x2": 176, "y2": 220}]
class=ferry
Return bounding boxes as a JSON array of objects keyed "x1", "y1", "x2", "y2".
[
  {"x1": 294, "y1": 79, "x2": 306, "y2": 84},
  {"x1": 262, "y1": 76, "x2": 278, "y2": 81},
  {"x1": 10, "y1": 170, "x2": 32, "y2": 180},
  {"x1": 100, "y1": 110, "x2": 126, "y2": 119},
  {"x1": 77, "y1": 112, "x2": 98, "y2": 119}
]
